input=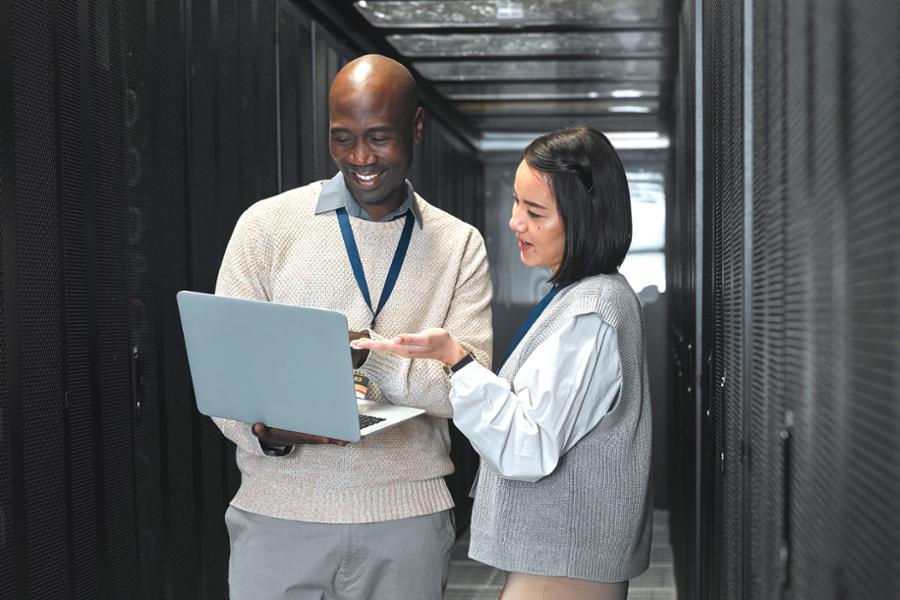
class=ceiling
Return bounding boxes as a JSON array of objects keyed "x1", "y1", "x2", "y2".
[{"x1": 312, "y1": 0, "x2": 678, "y2": 147}]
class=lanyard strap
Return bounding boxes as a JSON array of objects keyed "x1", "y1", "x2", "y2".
[
  {"x1": 336, "y1": 207, "x2": 415, "y2": 325},
  {"x1": 498, "y1": 285, "x2": 563, "y2": 372}
]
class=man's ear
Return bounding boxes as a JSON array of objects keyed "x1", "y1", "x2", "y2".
[{"x1": 413, "y1": 107, "x2": 425, "y2": 144}]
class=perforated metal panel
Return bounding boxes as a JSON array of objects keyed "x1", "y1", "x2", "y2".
[
  {"x1": 746, "y1": 2, "x2": 900, "y2": 599},
  {"x1": 240, "y1": 0, "x2": 278, "y2": 203},
  {"x1": 55, "y1": 0, "x2": 100, "y2": 596},
  {"x1": 279, "y1": 2, "x2": 316, "y2": 190},
  {"x1": 86, "y1": 3, "x2": 140, "y2": 597},
  {"x1": 667, "y1": 1, "x2": 699, "y2": 597},
  {"x1": 312, "y1": 22, "x2": 349, "y2": 181},
  {"x1": 746, "y1": 1, "x2": 790, "y2": 597},
  {"x1": 10, "y1": 1, "x2": 70, "y2": 598},
  {"x1": 0, "y1": 109, "x2": 15, "y2": 600},
  {"x1": 702, "y1": 1, "x2": 745, "y2": 597},
  {"x1": 779, "y1": 1, "x2": 846, "y2": 597},
  {"x1": 146, "y1": 3, "x2": 200, "y2": 596},
  {"x1": 832, "y1": 1, "x2": 900, "y2": 597},
  {"x1": 671, "y1": 1, "x2": 900, "y2": 598},
  {"x1": 118, "y1": 1, "x2": 167, "y2": 597}
]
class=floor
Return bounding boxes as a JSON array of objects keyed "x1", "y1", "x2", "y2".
[{"x1": 445, "y1": 510, "x2": 677, "y2": 600}]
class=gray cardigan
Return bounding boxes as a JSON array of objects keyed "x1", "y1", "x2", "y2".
[{"x1": 467, "y1": 273, "x2": 653, "y2": 582}]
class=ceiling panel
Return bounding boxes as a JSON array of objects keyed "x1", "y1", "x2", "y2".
[
  {"x1": 389, "y1": 31, "x2": 666, "y2": 57},
  {"x1": 354, "y1": 0, "x2": 668, "y2": 29},
  {"x1": 468, "y1": 114, "x2": 661, "y2": 133},
  {"x1": 456, "y1": 99, "x2": 659, "y2": 115},
  {"x1": 413, "y1": 59, "x2": 666, "y2": 82},
  {"x1": 313, "y1": 0, "x2": 676, "y2": 140},
  {"x1": 435, "y1": 81, "x2": 661, "y2": 101}
]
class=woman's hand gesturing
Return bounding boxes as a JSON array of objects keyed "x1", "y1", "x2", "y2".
[{"x1": 350, "y1": 328, "x2": 469, "y2": 367}]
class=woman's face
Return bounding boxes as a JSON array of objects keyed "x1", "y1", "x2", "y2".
[{"x1": 509, "y1": 160, "x2": 565, "y2": 273}]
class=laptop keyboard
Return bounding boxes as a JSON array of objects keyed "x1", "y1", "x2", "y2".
[{"x1": 359, "y1": 413, "x2": 386, "y2": 430}]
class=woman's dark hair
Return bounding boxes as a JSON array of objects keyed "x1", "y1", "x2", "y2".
[{"x1": 522, "y1": 126, "x2": 632, "y2": 287}]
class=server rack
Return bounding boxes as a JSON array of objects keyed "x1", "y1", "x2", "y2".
[
  {"x1": 669, "y1": 1, "x2": 900, "y2": 598},
  {"x1": 0, "y1": 1, "x2": 484, "y2": 598}
]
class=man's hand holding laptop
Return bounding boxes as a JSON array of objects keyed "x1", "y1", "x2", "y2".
[{"x1": 251, "y1": 421, "x2": 348, "y2": 447}]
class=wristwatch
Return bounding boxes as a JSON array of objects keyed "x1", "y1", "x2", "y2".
[
  {"x1": 259, "y1": 440, "x2": 293, "y2": 457},
  {"x1": 444, "y1": 352, "x2": 476, "y2": 375}
]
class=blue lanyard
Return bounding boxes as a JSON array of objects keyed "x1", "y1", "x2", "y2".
[
  {"x1": 336, "y1": 207, "x2": 415, "y2": 326},
  {"x1": 498, "y1": 285, "x2": 563, "y2": 372}
]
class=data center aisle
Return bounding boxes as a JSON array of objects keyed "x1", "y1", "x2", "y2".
[{"x1": 445, "y1": 510, "x2": 677, "y2": 600}]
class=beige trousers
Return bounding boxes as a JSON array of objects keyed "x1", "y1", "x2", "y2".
[{"x1": 500, "y1": 573, "x2": 629, "y2": 600}]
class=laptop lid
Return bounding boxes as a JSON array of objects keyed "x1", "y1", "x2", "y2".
[{"x1": 176, "y1": 291, "x2": 367, "y2": 442}]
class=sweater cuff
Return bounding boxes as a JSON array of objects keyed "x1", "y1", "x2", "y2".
[{"x1": 358, "y1": 329, "x2": 406, "y2": 396}]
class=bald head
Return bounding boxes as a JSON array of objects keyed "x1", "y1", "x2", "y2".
[
  {"x1": 327, "y1": 55, "x2": 424, "y2": 219},
  {"x1": 329, "y1": 54, "x2": 419, "y2": 119}
]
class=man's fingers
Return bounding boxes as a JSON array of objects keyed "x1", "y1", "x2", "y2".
[{"x1": 252, "y1": 423, "x2": 348, "y2": 446}]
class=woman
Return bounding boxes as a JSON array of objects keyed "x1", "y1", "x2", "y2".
[{"x1": 353, "y1": 126, "x2": 652, "y2": 599}]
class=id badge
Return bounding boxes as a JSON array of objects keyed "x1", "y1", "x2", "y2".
[{"x1": 353, "y1": 371, "x2": 369, "y2": 402}]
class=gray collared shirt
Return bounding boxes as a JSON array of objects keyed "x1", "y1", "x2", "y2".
[{"x1": 314, "y1": 172, "x2": 423, "y2": 227}]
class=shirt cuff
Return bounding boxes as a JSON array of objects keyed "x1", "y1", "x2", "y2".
[{"x1": 448, "y1": 360, "x2": 497, "y2": 404}]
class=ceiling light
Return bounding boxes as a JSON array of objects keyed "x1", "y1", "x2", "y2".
[
  {"x1": 609, "y1": 132, "x2": 661, "y2": 140},
  {"x1": 497, "y1": 1, "x2": 524, "y2": 20},
  {"x1": 607, "y1": 132, "x2": 670, "y2": 149},
  {"x1": 479, "y1": 131, "x2": 669, "y2": 152},
  {"x1": 612, "y1": 89, "x2": 645, "y2": 98},
  {"x1": 608, "y1": 105, "x2": 653, "y2": 113}
]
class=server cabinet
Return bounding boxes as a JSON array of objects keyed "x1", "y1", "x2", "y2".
[
  {"x1": 669, "y1": 1, "x2": 900, "y2": 598},
  {"x1": 2, "y1": 2, "x2": 486, "y2": 598},
  {"x1": 1, "y1": 0, "x2": 281, "y2": 597}
]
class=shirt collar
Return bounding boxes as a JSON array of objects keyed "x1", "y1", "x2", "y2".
[{"x1": 315, "y1": 172, "x2": 423, "y2": 228}]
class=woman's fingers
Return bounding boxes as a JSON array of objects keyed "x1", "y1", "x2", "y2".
[
  {"x1": 349, "y1": 329, "x2": 455, "y2": 363},
  {"x1": 350, "y1": 337, "x2": 437, "y2": 359},
  {"x1": 349, "y1": 338, "x2": 377, "y2": 349},
  {"x1": 392, "y1": 334, "x2": 434, "y2": 348}
]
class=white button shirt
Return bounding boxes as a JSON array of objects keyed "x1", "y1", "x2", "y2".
[{"x1": 449, "y1": 313, "x2": 622, "y2": 482}]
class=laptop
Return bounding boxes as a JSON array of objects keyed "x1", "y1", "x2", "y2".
[{"x1": 176, "y1": 291, "x2": 425, "y2": 443}]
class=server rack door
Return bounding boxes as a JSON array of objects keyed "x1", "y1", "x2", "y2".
[{"x1": 278, "y1": 2, "x2": 315, "y2": 191}]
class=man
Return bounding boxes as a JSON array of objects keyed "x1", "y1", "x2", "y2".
[{"x1": 213, "y1": 54, "x2": 493, "y2": 600}]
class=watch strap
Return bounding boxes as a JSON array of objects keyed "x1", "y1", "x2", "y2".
[{"x1": 449, "y1": 352, "x2": 476, "y2": 373}]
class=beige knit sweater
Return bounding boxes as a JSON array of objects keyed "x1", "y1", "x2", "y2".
[{"x1": 213, "y1": 180, "x2": 493, "y2": 523}]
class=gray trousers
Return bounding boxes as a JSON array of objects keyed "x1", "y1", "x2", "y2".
[{"x1": 225, "y1": 505, "x2": 455, "y2": 600}]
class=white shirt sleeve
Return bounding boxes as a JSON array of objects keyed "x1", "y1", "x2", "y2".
[{"x1": 449, "y1": 313, "x2": 622, "y2": 482}]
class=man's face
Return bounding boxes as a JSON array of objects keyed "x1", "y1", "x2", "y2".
[{"x1": 329, "y1": 91, "x2": 423, "y2": 212}]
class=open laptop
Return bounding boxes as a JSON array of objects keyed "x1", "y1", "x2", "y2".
[{"x1": 176, "y1": 291, "x2": 425, "y2": 443}]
